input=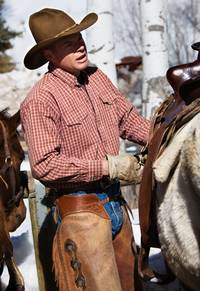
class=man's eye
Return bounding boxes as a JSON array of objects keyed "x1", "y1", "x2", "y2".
[{"x1": 63, "y1": 42, "x2": 72, "y2": 48}]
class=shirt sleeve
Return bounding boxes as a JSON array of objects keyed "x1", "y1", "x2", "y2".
[
  {"x1": 20, "y1": 97, "x2": 103, "y2": 184},
  {"x1": 116, "y1": 92, "x2": 150, "y2": 145}
]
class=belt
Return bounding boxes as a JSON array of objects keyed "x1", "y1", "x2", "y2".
[
  {"x1": 44, "y1": 179, "x2": 122, "y2": 209},
  {"x1": 53, "y1": 178, "x2": 119, "y2": 197}
]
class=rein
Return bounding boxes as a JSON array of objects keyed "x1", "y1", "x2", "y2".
[{"x1": 0, "y1": 120, "x2": 23, "y2": 208}]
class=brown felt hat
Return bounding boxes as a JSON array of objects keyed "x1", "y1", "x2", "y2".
[{"x1": 24, "y1": 8, "x2": 98, "y2": 70}]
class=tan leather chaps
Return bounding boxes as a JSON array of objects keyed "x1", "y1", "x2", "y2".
[{"x1": 52, "y1": 195, "x2": 141, "y2": 291}]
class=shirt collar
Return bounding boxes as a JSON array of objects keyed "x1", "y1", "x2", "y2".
[{"x1": 48, "y1": 64, "x2": 88, "y2": 88}]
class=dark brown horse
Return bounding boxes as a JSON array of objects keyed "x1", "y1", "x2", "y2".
[{"x1": 0, "y1": 109, "x2": 26, "y2": 291}]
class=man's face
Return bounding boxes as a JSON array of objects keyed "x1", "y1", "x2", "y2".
[{"x1": 44, "y1": 33, "x2": 88, "y2": 76}]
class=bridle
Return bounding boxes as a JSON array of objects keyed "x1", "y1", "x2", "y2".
[{"x1": 0, "y1": 120, "x2": 23, "y2": 208}]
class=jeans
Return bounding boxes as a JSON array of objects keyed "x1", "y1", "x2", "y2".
[
  {"x1": 96, "y1": 192, "x2": 123, "y2": 237},
  {"x1": 52, "y1": 182, "x2": 123, "y2": 237}
]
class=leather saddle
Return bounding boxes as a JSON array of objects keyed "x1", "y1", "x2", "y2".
[{"x1": 167, "y1": 42, "x2": 200, "y2": 104}]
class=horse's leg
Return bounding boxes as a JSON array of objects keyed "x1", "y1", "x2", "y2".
[
  {"x1": 7, "y1": 200, "x2": 26, "y2": 233},
  {"x1": 0, "y1": 204, "x2": 13, "y2": 259},
  {"x1": 0, "y1": 261, "x2": 4, "y2": 276},
  {"x1": 138, "y1": 245, "x2": 155, "y2": 280},
  {"x1": 5, "y1": 257, "x2": 24, "y2": 291}
]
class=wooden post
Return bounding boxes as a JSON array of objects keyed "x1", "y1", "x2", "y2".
[{"x1": 29, "y1": 180, "x2": 58, "y2": 291}]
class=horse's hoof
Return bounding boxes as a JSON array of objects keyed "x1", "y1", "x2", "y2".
[
  {"x1": 153, "y1": 270, "x2": 176, "y2": 284},
  {"x1": 139, "y1": 265, "x2": 155, "y2": 281},
  {"x1": 142, "y1": 270, "x2": 176, "y2": 285}
]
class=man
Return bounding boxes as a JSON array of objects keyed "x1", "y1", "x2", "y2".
[{"x1": 21, "y1": 8, "x2": 150, "y2": 291}]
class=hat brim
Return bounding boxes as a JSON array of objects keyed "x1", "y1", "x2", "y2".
[{"x1": 24, "y1": 13, "x2": 98, "y2": 70}]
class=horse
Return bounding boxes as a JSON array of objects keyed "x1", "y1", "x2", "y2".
[
  {"x1": 0, "y1": 108, "x2": 26, "y2": 291},
  {"x1": 153, "y1": 108, "x2": 200, "y2": 291},
  {"x1": 20, "y1": 171, "x2": 29, "y2": 197},
  {"x1": 138, "y1": 42, "x2": 200, "y2": 291}
]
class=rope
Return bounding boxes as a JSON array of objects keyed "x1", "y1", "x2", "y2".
[{"x1": 0, "y1": 175, "x2": 8, "y2": 189}]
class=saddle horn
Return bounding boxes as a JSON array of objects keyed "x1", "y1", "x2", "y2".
[{"x1": 167, "y1": 42, "x2": 200, "y2": 104}]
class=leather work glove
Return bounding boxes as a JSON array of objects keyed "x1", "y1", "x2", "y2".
[
  {"x1": 106, "y1": 154, "x2": 143, "y2": 185},
  {"x1": 134, "y1": 152, "x2": 148, "y2": 167}
]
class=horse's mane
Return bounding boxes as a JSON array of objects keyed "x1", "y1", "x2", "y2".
[{"x1": 0, "y1": 107, "x2": 10, "y2": 120}]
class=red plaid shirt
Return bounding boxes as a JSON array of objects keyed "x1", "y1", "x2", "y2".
[{"x1": 20, "y1": 66, "x2": 150, "y2": 190}]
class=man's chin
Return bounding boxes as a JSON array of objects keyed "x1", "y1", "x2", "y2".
[{"x1": 77, "y1": 61, "x2": 88, "y2": 71}]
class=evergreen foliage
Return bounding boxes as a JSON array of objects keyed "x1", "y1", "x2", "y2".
[{"x1": 0, "y1": 0, "x2": 21, "y2": 73}]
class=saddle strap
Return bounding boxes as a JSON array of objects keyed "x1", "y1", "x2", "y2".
[
  {"x1": 139, "y1": 124, "x2": 167, "y2": 247},
  {"x1": 55, "y1": 194, "x2": 110, "y2": 220}
]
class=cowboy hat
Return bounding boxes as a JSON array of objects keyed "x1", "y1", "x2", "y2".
[{"x1": 24, "y1": 8, "x2": 98, "y2": 70}]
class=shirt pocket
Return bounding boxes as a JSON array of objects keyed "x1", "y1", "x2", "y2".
[
  {"x1": 60, "y1": 104, "x2": 94, "y2": 155},
  {"x1": 98, "y1": 93, "x2": 120, "y2": 153},
  {"x1": 61, "y1": 105, "x2": 88, "y2": 126},
  {"x1": 99, "y1": 94, "x2": 118, "y2": 125}
]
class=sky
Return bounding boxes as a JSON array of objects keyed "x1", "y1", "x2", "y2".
[{"x1": 5, "y1": 0, "x2": 87, "y2": 71}]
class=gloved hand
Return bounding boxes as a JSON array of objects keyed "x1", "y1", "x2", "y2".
[
  {"x1": 134, "y1": 152, "x2": 148, "y2": 167},
  {"x1": 106, "y1": 154, "x2": 143, "y2": 184}
]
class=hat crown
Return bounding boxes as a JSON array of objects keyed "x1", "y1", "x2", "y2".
[{"x1": 29, "y1": 8, "x2": 76, "y2": 43}]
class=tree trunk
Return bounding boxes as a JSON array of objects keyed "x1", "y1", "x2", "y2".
[
  {"x1": 140, "y1": 0, "x2": 169, "y2": 118},
  {"x1": 86, "y1": 0, "x2": 117, "y2": 85}
]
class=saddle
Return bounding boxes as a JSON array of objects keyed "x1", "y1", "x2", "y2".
[
  {"x1": 138, "y1": 42, "x2": 200, "y2": 281},
  {"x1": 166, "y1": 42, "x2": 200, "y2": 104}
]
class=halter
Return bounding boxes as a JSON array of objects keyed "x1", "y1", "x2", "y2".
[{"x1": 0, "y1": 120, "x2": 23, "y2": 208}]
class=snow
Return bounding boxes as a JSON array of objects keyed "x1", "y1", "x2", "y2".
[{"x1": 20, "y1": 154, "x2": 31, "y2": 171}]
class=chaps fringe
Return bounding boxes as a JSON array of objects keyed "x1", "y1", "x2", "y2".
[{"x1": 52, "y1": 227, "x2": 69, "y2": 291}]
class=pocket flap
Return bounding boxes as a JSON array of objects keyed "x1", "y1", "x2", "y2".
[{"x1": 99, "y1": 93, "x2": 117, "y2": 105}]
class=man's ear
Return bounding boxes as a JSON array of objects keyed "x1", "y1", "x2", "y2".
[{"x1": 43, "y1": 49, "x2": 54, "y2": 62}]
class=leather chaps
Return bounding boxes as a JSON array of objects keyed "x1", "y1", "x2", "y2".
[{"x1": 52, "y1": 194, "x2": 142, "y2": 291}]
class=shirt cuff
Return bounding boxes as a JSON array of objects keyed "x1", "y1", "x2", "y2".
[{"x1": 88, "y1": 160, "x2": 104, "y2": 181}]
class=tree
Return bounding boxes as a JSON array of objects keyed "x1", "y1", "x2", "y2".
[
  {"x1": 0, "y1": 0, "x2": 21, "y2": 73},
  {"x1": 113, "y1": 0, "x2": 142, "y2": 59},
  {"x1": 167, "y1": 0, "x2": 200, "y2": 65},
  {"x1": 140, "y1": 0, "x2": 169, "y2": 118},
  {"x1": 86, "y1": 0, "x2": 117, "y2": 85},
  {"x1": 113, "y1": 0, "x2": 200, "y2": 66}
]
